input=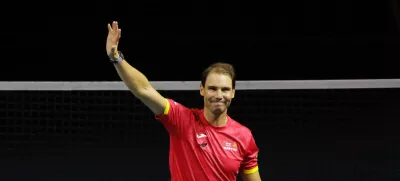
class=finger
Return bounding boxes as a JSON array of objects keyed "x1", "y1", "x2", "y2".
[
  {"x1": 107, "y1": 24, "x2": 112, "y2": 32},
  {"x1": 112, "y1": 21, "x2": 118, "y2": 31},
  {"x1": 118, "y1": 29, "x2": 121, "y2": 38},
  {"x1": 114, "y1": 21, "x2": 119, "y2": 31}
]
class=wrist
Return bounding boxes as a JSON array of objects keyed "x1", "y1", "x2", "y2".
[
  {"x1": 110, "y1": 51, "x2": 124, "y2": 64},
  {"x1": 108, "y1": 50, "x2": 119, "y2": 60}
]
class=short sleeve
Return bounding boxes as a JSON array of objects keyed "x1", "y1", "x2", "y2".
[
  {"x1": 154, "y1": 98, "x2": 190, "y2": 136},
  {"x1": 240, "y1": 134, "x2": 259, "y2": 174}
]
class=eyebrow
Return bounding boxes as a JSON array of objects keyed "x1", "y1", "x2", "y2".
[{"x1": 208, "y1": 85, "x2": 231, "y2": 89}]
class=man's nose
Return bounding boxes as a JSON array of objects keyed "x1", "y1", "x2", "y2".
[{"x1": 215, "y1": 90, "x2": 223, "y2": 98}]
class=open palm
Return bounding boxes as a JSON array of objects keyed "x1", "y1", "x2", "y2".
[{"x1": 106, "y1": 21, "x2": 121, "y2": 59}]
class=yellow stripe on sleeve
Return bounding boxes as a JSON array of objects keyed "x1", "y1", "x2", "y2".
[
  {"x1": 243, "y1": 166, "x2": 259, "y2": 175},
  {"x1": 164, "y1": 99, "x2": 170, "y2": 115}
]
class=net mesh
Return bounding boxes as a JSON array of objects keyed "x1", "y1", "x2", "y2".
[
  {"x1": 1, "y1": 88, "x2": 398, "y2": 149},
  {"x1": 0, "y1": 85, "x2": 399, "y2": 180}
]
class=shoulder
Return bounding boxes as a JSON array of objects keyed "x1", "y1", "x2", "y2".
[
  {"x1": 156, "y1": 98, "x2": 192, "y2": 119},
  {"x1": 228, "y1": 117, "x2": 255, "y2": 140},
  {"x1": 165, "y1": 98, "x2": 190, "y2": 111},
  {"x1": 230, "y1": 117, "x2": 252, "y2": 133},
  {"x1": 165, "y1": 98, "x2": 182, "y2": 107},
  {"x1": 164, "y1": 98, "x2": 203, "y2": 121}
]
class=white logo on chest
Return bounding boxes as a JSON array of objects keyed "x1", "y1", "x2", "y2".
[
  {"x1": 223, "y1": 141, "x2": 238, "y2": 152},
  {"x1": 196, "y1": 133, "x2": 207, "y2": 138}
]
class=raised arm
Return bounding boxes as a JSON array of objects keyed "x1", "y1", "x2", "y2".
[{"x1": 106, "y1": 21, "x2": 166, "y2": 115}]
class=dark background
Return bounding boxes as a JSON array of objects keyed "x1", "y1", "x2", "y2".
[
  {"x1": 2, "y1": 0, "x2": 400, "y2": 81},
  {"x1": 0, "y1": 1, "x2": 399, "y2": 181}
]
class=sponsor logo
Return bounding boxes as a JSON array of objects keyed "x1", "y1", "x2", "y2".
[
  {"x1": 196, "y1": 133, "x2": 207, "y2": 138},
  {"x1": 223, "y1": 141, "x2": 237, "y2": 152}
]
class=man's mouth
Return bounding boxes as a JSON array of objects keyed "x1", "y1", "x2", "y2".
[{"x1": 211, "y1": 101, "x2": 225, "y2": 105}]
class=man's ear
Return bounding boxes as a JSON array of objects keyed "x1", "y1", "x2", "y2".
[
  {"x1": 200, "y1": 83, "x2": 204, "y2": 96},
  {"x1": 232, "y1": 89, "x2": 235, "y2": 99}
]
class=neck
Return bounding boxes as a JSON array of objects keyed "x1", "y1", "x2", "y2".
[{"x1": 203, "y1": 108, "x2": 227, "y2": 127}]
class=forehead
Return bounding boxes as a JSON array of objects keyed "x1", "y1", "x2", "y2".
[{"x1": 205, "y1": 73, "x2": 232, "y2": 87}]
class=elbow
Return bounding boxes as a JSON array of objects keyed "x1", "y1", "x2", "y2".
[{"x1": 133, "y1": 85, "x2": 155, "y2": 99}]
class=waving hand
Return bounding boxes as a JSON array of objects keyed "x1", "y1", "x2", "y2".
[{"x1": 106, "y1": 21, "x2": 121, "y2": 60}]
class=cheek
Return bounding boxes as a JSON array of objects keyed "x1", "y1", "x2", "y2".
[
  {"x1": 205, "y1": 92, "x2": 214, "y2": 99},
  {"x1": 204, "y1": 95, "x2": 212, "y2": 101},
  {"x1": 224, "y1": 93, "x2": 233, "y2": 101}
]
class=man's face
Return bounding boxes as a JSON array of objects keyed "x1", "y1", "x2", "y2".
[{"x1": 200, "y1": 72, "x2": 235, "y2": 115}]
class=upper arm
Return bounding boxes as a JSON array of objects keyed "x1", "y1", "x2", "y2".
[
  {"x1": 136, "y1": 87, "x2": 167, "y2": 115},
  {"x1": 240, "y1": 132, "x2": 260, "y2": 179},
  {"x1": 241, "y1": 170, "x2": 261, "y2": 181}
]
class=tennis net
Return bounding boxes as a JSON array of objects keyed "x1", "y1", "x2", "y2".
[{"x1": 0, "y1": 79, "x2": 398, "y2": 180}]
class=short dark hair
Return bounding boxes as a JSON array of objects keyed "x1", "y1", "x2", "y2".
[{"x1": 201, "y1": 62, "x2": 236, "y2": 89}]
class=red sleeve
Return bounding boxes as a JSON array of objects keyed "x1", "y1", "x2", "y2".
[
  {"x1": 240, "y1": 134, "x2": 259, "y2": 175},
  {"x1": 154, "y1": 98, "x2": 189, "y2": 137}
]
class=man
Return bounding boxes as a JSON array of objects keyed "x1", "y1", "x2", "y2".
[{"x1": 106, "y1": 21, "x2": 262, "y2": 181}]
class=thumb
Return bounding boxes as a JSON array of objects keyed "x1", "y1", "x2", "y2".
[
  {"x1": 111, "y1": 45, "x2": 118, "y2": 53},
  {"x1": 107, "y1": 45, "x2": 118, "y2": 57}
]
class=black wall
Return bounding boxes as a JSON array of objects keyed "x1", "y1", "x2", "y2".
[{"x1": 2, "y1": 1, "x2": 400, "y2": 81}]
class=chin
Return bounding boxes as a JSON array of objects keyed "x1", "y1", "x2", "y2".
[{"x1": 211, "y1": 107, "x2": 226, "y2": 115}]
